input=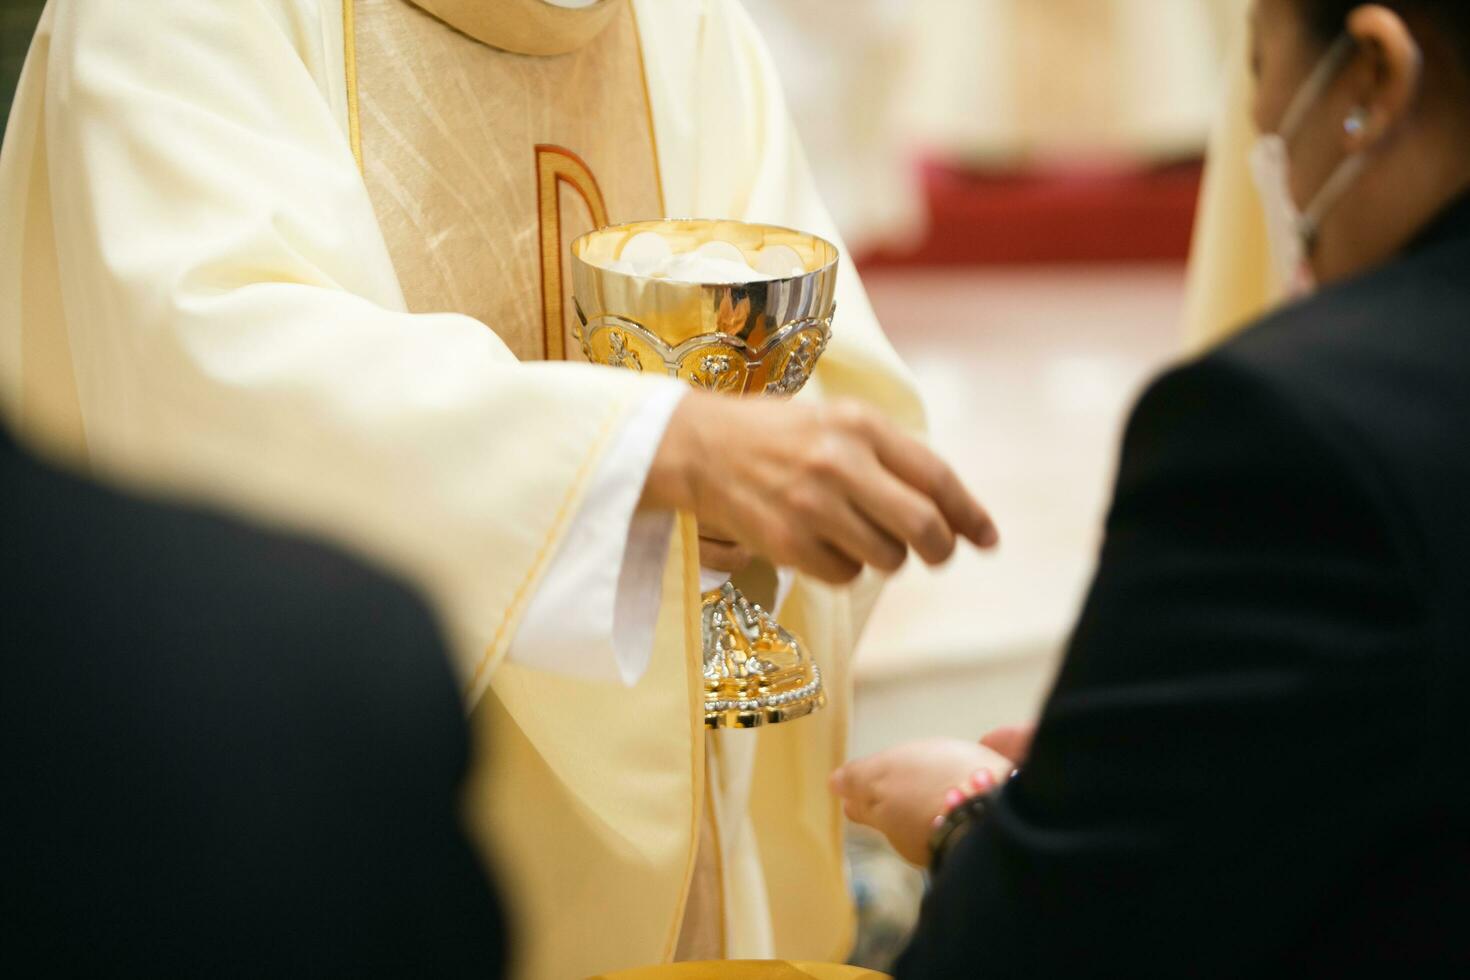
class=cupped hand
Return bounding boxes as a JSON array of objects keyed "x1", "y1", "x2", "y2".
[
  {"x1": 829, "y1": 738, "x2": 1015, "y2": 866},
  {"x1": 643, "y1": 393, "x2": 999, "y2": 585},
  {"x1": 980, "y1": 722, "x2": 1036, "y2": 765}
]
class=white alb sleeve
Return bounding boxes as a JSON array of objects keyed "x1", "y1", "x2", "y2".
[{"x1": 508, "y1": 384, "x2": 687, "y2": 686}]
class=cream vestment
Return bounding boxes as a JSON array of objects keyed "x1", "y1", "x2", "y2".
[
  {"x1": 1184, "y1": 0, "x2": 1277, "y2": 350},
  {"x1": 0, "y1": 1, "x2": 924, "y2": 978}
]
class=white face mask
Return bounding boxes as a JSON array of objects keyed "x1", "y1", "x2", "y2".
[{"x1": 1249, "y1": 35, "x2": 1368, "y2": 300}]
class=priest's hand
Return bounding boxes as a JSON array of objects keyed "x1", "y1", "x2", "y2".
[
  {"x1": 643, "y1": 394, "x2": 998, "y2": 585},
  {"x1": 698, "y1": 534, "x2": 753, "y2": 574},
  {"x1": 830, "y1": 738, "x2": 1016, "y2": 866}
]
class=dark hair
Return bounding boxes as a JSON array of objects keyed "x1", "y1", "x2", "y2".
[{"x1": 1297, "y1": 1, "x2": 1470, "y2": 68}]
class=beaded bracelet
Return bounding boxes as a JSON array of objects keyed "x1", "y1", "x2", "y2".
[
  {"x1": 927, "y1": 792, "x2": 990, "y2": 874},
  {"x1": 925, "y1": 767, "x2": 1018, "y2": 873}
]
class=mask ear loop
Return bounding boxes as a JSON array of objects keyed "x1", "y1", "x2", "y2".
[
  {"x1": 1299, "y1": 153, "x2": 1368, "y2": 249},
  {"x1": 1277, "y1": 35, "x2": 1363, "y2": 251},
  {"x1": 1278, "y1": 34, "x2": 1359, "y2": 140}
]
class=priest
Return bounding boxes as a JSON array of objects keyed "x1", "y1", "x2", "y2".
[{"x1": 0, "y1": 2, "x2": 995, "y2": 977}]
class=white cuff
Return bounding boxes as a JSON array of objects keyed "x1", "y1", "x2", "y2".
[
  {"x1": 507, "y1": 384, "x2": 687, "y2": 686},
  {"x1": 700, "y1": 567, "x2": 734, "y2": 593},
  {"x1": 774, "y1": 566, "x2": 796, "y2": 613},
  {"x1": 699, "y1": 564, "x2": 797, "y2": 611}
]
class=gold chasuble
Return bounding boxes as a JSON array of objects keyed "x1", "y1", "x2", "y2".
[
  {"x1": 352, "y1": 0, "x2": 664, "y2": 363},
  {"x1": 352, "y1": 1, "x2": 713, "y2": 970},
  {"x1": 0, "y1": 2, "x2": 924, "y2": 977}
]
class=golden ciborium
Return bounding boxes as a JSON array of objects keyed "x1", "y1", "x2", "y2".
[{"x1": 571, "y1": 219, "x2": 837, "y2": 729}]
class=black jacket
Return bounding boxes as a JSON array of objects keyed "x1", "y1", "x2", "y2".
[
  {"x1": 897, "y1": 196, "x2": 1470, "y2": 977},
  {"x1": 0, "y1": 430, "x2": 506, "y2": 977}
]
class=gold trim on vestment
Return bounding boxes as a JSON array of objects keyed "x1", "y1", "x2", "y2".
[
  {"x1": 536, "y1": 145, "x2": 610, "y2": 361},
  {"x1": 466, "y1": 400, "x2": 629, "y2": 695},
  {"x1": 637, "y1": 18, "x2": 697, "y2": 962},
  {"x1": 710, "y1": 743, "x2": 729, "y2": 959},
  {"x1": 344, "y1": 3, "x2": 713, "y2": 960},
  {"x1": 666, "y1": 512, "x2": 709, "y2": 963},
  {"x1": 628, "y1": 4, "x2": 666, "y2": 218},
  {"x1": 343, "y1": 0, "x2": 363, "y2": 170}
]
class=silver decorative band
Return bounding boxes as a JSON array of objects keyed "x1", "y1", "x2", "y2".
[{"x1": 707, "y1": 665, "x2": 824, "y2": 714}]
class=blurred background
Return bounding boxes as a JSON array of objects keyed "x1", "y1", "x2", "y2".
[
  {"x1": 742, "y1": 0, "x2": 1238, "y2": 766},
  {"x1": 738, "y1": 0, "x2": 1246, "y2": 965},
  {"x1": 1, "y1": 0, "x2": 1248, "y2": 969}
]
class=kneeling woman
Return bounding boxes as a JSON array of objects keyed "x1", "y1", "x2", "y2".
[{"x1": 835, "y1": 1, "x2": 1470, "y2": 974}]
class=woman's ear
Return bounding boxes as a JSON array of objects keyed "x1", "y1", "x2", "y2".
[{"x1": 1344, "y1": 4, "x2": 1424, "y2": 150}]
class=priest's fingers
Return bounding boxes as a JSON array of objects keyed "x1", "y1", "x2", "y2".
[
  {"x1": 698, "y1": 536, "x2": 752, "y2": 573},
  {"x1": 859, "y1": 412, "x2": 999, "y2": 549},
  {"x1": 847, "y1": 463, "x2": 958, "y2": 566},
  {"x1": 795, "y1": 540, "x2": 864, "y2": 586},
  {"x1": 813, "y1": 499, "x2": 908, "y2": 574},
  {"x1": 758, "y1": 500, "x2": 864, "y2": 584},
  {"x1": 649, "y1": 394, "x2": 994, "y2": 580}
]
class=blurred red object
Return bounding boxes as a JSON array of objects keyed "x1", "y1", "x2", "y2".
[{"x1": 858, "y1": 158, "x2": 1203, "y2": 268}]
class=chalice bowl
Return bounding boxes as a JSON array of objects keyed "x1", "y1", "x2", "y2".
[{"x1": 571, "y1": 219, "x2": 837, "y2": 729}]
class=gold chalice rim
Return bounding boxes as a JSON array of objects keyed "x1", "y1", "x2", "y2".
[{"x1": 570, "y1": 217, "x2": 840, "y2": 291}]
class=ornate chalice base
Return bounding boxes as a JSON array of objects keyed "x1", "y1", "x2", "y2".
[
  {"x1": 702, "y1": 582, "x2": 826, "y2": 729},
  {"x1": 570, "y1": 219, "x2": 840, "y2": 730}
]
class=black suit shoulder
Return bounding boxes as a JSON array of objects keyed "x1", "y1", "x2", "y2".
[
  {"x1": 1104, "y1": 333, "x2": 1411, "y2": 599},
  {"x1": 1114, "y1": 232, "x2": 1470, "y2": 632},
  {"x1": 3, "y1": 433, "x2": 463, "y2": 730},
  {"x1": 898, "y1": 251, "x2": 1469, "y2": 977},
  {"x1": 0, "y1": 435, "x2": 504, "y2": 977},
  {"x1": 1213, "y1": 238, "x2": 1470, "y2": 587},
  {"x1": 1212, "y1": 244, "x2": 1470, "y2": 718}
]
